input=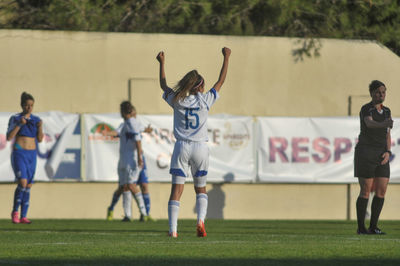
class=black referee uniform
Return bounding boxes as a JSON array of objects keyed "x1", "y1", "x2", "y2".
[
  {"x1": 354, "y1": 102, "x2": 391, "y2": 178},
  {"x1": 354, "y1": 97, "x2": 392, "y2": 234}
]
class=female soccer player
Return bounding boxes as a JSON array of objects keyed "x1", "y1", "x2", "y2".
[
  {"x1": 7, "y1": 92, "x2": 44, "y2": 224},
  {"x1": 103, "y1": 101, "x2": 148, "y2": 222},
  {"x1": 104, "y1": 104, "x2": 153, "y2": 222},
  {"x1": 354, "y1": 80, "x2": 393, "y2": 235},
  {"x1": 156, "y1": 47, "x2": 231, "y2": 237}
]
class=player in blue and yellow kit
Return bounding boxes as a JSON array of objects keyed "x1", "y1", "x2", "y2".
[{"x1": 7, "y1": 92, "x2": 44, "y2": 224}]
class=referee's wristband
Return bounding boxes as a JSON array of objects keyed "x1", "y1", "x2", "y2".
[{"x1": 386, "y1": 150, "x2": 392, "y2": 156}]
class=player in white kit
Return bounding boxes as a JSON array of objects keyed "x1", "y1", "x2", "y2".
[
  {"x1": 104, "y1": 104, "x2": 153, "y2": 222},
  {"x1": 156, "y1": 47, "x2": 231, "y2": 237},
  {"x1": 105, "y1": 101, "x2": 148, "y2": 221}
]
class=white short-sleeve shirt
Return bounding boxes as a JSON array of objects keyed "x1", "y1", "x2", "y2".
[
  {"x1": 163, "y1": 87, "x2": 219, "y2": 142},
  {"x1": 116, "y1": 117, "x2": 142, "y2": 167}
]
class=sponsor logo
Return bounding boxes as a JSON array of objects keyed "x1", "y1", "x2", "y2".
[
  {"x1": 91, "y1": 123, "x2": 115, "y2": 134},
  {"x1": 267, "y1": 137, "x2": 397, "y2": 163},
  {"x1": 222, "y1": 122, "x2": 250, "y2": 150},
  {"x1": 37, "y1": 133, "x2": 56, "y2": 159},
  {"x1": 88, "y1": 123, "x2": 118, "y2": 141}
]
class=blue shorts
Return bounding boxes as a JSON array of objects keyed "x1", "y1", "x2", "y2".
[
  {"x1": 136, "y1": 156, "x2": 149, "y2": 185},
  {"x1": 11, "y1": 149, "x2": 37, "y2": 184}
]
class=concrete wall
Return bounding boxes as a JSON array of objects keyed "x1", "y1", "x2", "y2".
[
  {"x1": 0, "y1": 30, "x2": 399, "y2": 116},
  {"x1": 1, "y1": 30, "x2": 400, "y2": 220},
  {"x1": 1, "y1": 183, "x2": 399, "y2": 220}
]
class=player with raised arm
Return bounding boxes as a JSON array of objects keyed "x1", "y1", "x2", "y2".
[
  {"x1": 354, "y1": 80, "x2": 393, "y2": 235},
  {"x1": 7, "y1": 92, "x2": 44, "y2": 224},
  {"x1": 156, "y1": 47, "x2": 231, "y2": 238},
  {"x1": 105, "y1": 105, "x2": 154, "y2": 221},
  {"x1": 103, "y1": 101, "x2": 148, "y2": 222}
]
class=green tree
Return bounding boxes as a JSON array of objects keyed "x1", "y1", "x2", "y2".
[{"x1": 1, "y1": 0, "x2": 400, "y2": 59}]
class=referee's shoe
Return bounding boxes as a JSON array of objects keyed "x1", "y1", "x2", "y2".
[
  {"x1": 357, "y1": 227, "x2": 369, "y2": 235},
  {"x1": 368, "y1": 227, "x2": 386, "y2": 235}
]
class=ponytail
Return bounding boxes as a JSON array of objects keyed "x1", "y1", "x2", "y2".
[{"x1": 173, "y1": 70, "x2": 203, "y2": 103}]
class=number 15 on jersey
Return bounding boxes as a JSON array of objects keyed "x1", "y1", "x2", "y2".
[{"x1": 185, "y1": 107, "x2": 200, "y2": 129}]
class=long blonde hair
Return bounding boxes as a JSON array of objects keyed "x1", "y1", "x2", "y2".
[{"x1": 173, "y1": 70, "x2": 204, "y2": 103}]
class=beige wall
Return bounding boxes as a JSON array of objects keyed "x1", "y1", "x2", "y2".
[
  {"x1": 0, "y1": 30, "x2": 399, "y2": 116},
  {"x1": 1, "y1": 30, "x2": 399, "y2": 220},
  {"x1": 1, "y1": 183, "x2": 399, "y2": 220}
]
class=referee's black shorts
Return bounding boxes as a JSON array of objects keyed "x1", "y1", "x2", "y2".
[{"x1": 354, "y1": 145, "x2": 390, "y2": 178}]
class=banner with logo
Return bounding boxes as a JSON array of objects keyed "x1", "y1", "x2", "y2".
[
  {"x1": 2, "y1": 112, "x2": 399, "y2": 183},
  {"x1": 83, "y1": 114, "x2": 255, "y2": 183},
  {"x1": 257, "y1": 117, "x2": 400, "y2": 183},
  {"x1": 0, "y1": 112, "x2": 80, "y2": 182}
]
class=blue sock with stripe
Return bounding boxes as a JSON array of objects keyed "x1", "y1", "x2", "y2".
[
  {"x1": 143, "y1": 193, "x2": 151, "y2": 215},
  {"x1": 13, "y1": 186, "x2": 25, "y2": 212},
  {"x1": 21, "y1": 188, "x2": 31, "y2": 218},
  {"x1": 108, "y1": 192, "x2": 120, "y2": 211}
]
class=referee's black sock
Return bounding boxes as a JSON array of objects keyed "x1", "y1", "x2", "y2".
[
  {"x1": 356, "y1": 197, "x2": 368, "y2": 230},
  {"x1": 369, "y1": 196, "x2": 385, "y2": 229}
]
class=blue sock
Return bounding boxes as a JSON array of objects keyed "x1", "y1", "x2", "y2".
[
  {"x1": 12, "y1": 186, "x2": 25, "y2": 212},
  {"x1": 21, "y1": 188, "x2": 30, "y2": 218},
  {"x1": 108, "y1": 192, "x2": 120, "y2": 211},
  {"x1": 143, "y1": 193, "x2": 151, "y2": 215}
]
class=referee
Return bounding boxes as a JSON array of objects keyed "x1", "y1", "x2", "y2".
[{"x1": 354, "y1": 80, "x2": 393, "y2": 235}]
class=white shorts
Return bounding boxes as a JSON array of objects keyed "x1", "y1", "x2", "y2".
[
  {"x1": 118, "y1": 164, "x2": 140, "y2": 185},
  {"x1": 170, "y1": 140, "x2": 209, "y2": 186}
]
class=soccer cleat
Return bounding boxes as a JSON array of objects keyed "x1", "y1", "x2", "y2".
[
  {"x1": 107, "y1": 209, "x2": 114, "y2": 221},
  {"x1": 168, "y1": 232, "x2": 178, "y2": 238},
  {"x1": 20, "y1": 217, "x2": 32, "y2": 224},
  {"x1": 196, "y1": 220, "x2": 207, "y2": 237},
  {"x1": 368, "y1": 227, "x2": 386, "y2": 235},
  {"x1": 140, "y1": 214, "x2": 155, "y2": 222},
  {"x1": 11, "y1": 211, "x2": 20, "y2": 224},
  {"x1": 357, "y1": 227, "x2": 369, "y2": 235},
  {"x1": 121, "y1": 216, "x2": 131, "y2": 222},
  {"x1": 146, "y1": 215, "x2": 155, "y2": 222},
  {"x1": 139, "y1": 214, "x2": 147, "y2": 222}
]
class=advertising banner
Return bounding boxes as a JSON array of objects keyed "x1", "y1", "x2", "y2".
[
  {"x1": 0, "y1": 112, "x2": 80, "y2": 182},
  {"x1": 84, "y1": 114, "x2": 255, "y2": 183},
  {"x1": 2, "y1": 112, "x2": 398, "y2": 183},
  {"x1": 257, "y1": 117, "x2": 400, "y2": 183}
]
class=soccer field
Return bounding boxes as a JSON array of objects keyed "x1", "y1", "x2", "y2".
[{"x1": 0, "y1": 219, "x2": 399, "y2": 265}]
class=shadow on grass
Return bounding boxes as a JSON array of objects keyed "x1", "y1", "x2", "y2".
[{"x1": 0, "y1": 258, "x2": 399, "y2": 266}]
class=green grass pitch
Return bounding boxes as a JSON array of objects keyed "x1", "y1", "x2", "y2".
[{"x1": 0, "y1": 219, "x2": 399, "y2": 265}]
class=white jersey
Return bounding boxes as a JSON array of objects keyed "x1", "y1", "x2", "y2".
[
  {"x1": 116, "y1": 117, "x2": 142, "y2": 168},
  {"x1": 163, "y1": 87, "x2": 219, "y2": 142}
]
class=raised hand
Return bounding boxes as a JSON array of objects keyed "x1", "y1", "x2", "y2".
[
  {"x1": 157, "y1": 51, "x2": 168, "y2": 91},
  {"x1": 213, "y1": 47, "x2": 231, "y2": 92},
  {"x1": 157, "y1": 51, "x2": 165, "y2": 63},
  {"x1": 222, "y1": 47, "x2": 231, "y2": 58}
]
